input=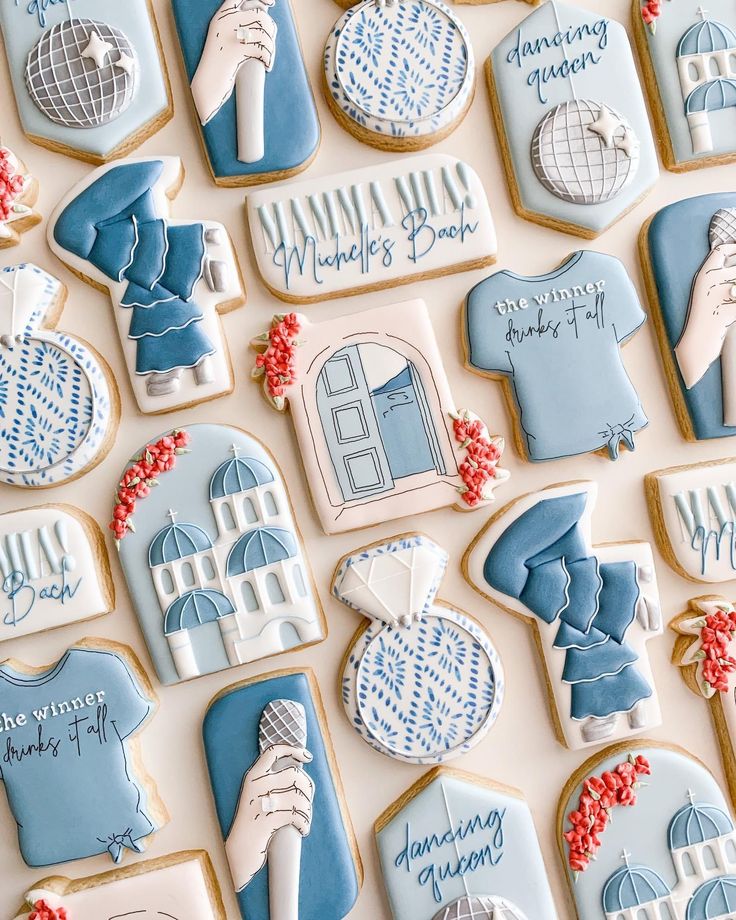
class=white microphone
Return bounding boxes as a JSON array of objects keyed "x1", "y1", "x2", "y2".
[
  {"x1": 258, "y1": 699, "x2": 308, "y2": 920},
  {"x1": 235, "y1": 0, "x2": 276, "y2": 164}
]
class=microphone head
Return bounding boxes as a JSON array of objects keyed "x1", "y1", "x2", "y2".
[{"x1": 259, "y1": 699, "x2": 307, "y2": 752}]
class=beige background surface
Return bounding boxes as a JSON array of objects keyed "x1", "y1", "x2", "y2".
[{"x1": 2, "y1": 0, "x2": 736, "y2": 916}]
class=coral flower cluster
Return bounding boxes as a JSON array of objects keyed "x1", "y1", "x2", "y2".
[
  {"x1": 564, "y1": 753, "x2": 651, "y2": 873},
  {"x1": 641, "y1": 0, "x2": 663, "y2": 32},
  {"x1": 692, "y1": 604, "x2": 736, "y2": 694},
  {"x1": 110, "y1": 430, "x2": 190, "y2": 544},
  {"x1": 0, "y1": 148, "x2": 24, "y2": 222},
  {"x1": 451, "y1": 410, "x2": 505, "y2": 506},
  {"x1": 28, "y1": 901, "x2": 67, "y2": 920},
  {"x1": 252, "y1": 313, "x2": 301, "y2": 410}
]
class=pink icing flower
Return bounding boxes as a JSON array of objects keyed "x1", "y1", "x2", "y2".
[
  {"x1": 451, "y1": 411, "x2": 505, "y2": 506},
  {"x1": 0, "y1": 149, "x2": 24, "y2": 222},
  {"x1": 252, "y1": 313, "x2": 301, "y2": 407},
  {"x1": 29, "y1": 900, "x2": 67, "y2": 920}
]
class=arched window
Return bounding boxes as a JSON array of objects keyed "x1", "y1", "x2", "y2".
[
  {"x1": 244, "y1": 497, "x2": 258, "y2": 524},
  {"x1": 636, "y1": 908, "x2": 650, "y2": 920},
  {"x1": 703, "y1": 844, "x2": 718, "y2": 870},
  {"x1": 293, "y1": 564, "x2": 308, "y2": 598},
  {"x1": 266, "y1": 572, "x2": 285, "y2": 604},
  {"x1": 730, "y1": 53, "x2": 736, "y2": 74},
  {"x1": 264, "y1": 490, "x2": 279, "y2": 516},
  {"x1": 182, "y1": 562, "x2": 195, "y2": 587},
  {"x1": 689, "y1": 61, "x2": 700, "y2": 82},
  {"x1": 201, "y1": 556, "x2": 216, "y2": 581},
  {"x1": 221, "y1": 502, "x2": 236, "y2": 531},
  {"x1": 241, "y1": 581, "x2": 259, "y2": 612},
  {"x1": 660, "y1": 905, "x2": 674, "y2": 920},
  {"x1": 726, "y1": 837, "x2": 736, "y2": 862},
  {"x1": 681, "y1": 852, "x2": 696, "y2": 876},
  {"x1": 160, "y1": 568, "x2": 175, "y2": 595},
  {"x1": 710, "y1": 55, "x2": 721, "y2": 76}
]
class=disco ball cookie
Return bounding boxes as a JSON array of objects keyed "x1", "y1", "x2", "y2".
[
  {"x1": 323, "y1": 0, "x2": 474, "y2": 151},
  {"x1": 0, "y1": 0, "x2": 172, "y2": 163},
  {"x1": 634, "y1": 0, "x2": 736, "y2": 172},
  {"x1": 487, "y1": 1, "x2": 658, "y2": 238}
]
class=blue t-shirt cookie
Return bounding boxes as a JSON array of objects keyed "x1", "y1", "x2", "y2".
[{"x1": 465, "y1": 250, "x2": 647, "y2": 462}]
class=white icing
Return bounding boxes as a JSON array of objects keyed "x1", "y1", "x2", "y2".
[
  {"x1": 47, "y1": 157, "x2": 244, "y2": 415},
  {"x1": 15, "y1": 854, "x2": 220, "y2": 920},
  {"x1": 653, "y1": 460, "x2": 736, "y2": 583},
  {"x1": 0, "y1": 507, "x2": 109, "y2": 642},
  {"x1": 464, "y1": 481, "x2": 663, "y2": 750},
  {"x1": 247, "y1": 154, "x2": 496, "y2": 302}
]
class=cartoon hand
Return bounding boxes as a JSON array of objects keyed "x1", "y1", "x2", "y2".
[
  {"x1": 225, "y1": 743, "x2": 314, "y2": 892},
  {"x1": 675, "y1": 243, "x2": 736, "y2": 389},
  {"x1": 191, "y1": 0, "x2": 278, "y2": 125}
]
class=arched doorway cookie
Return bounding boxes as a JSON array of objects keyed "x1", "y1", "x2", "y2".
[{"x1": 251, "y1": 301, "x2": 509, "y2": 534}]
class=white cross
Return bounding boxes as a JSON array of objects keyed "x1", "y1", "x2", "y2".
[
  {"x1": 166, "y1": 509, "x2": 178, "y2": 524},
  {"x1": 229, "y1": 444, "x2": 241, "y2": 458},
  {"x1": 697, "y1": 6, "x2": 710, "y2": 20},
  {"x1": 620, "y1": 850, "x2": 632, "y2": 866},
  {"x1": 687, "y1": 789, "x2": 697, "y2": 804}
]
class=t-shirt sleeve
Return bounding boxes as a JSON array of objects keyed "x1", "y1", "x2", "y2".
[
  {"x1": 465, "y1": 278, "x2": 514, "y2": 375},
  {"x1": 92, "y1": 649, "x2": 153, "y2": 740},
  {"x1": 606, "y1": 256, "x2": 647, "y2": 343}
]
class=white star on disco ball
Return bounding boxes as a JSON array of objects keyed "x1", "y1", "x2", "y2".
[
  {"x1": 531, "y1": 99, "x2": 640, "y2": 206},
  {"x1": 25, "y1": 18, "x2": 138, "y2": 129}
]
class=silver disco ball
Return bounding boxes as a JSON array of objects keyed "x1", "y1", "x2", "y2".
[
  {"x1": 25, "y1": 18, "x2": 137, "y2": 129},
  {"x1": 531, "y1": 99, "x2": 639, "y2": 206},
  {"x1": 432, "y1": 895, "x2": 529, "y2": 920}
]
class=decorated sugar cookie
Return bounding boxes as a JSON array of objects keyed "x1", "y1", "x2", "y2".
[
  {"x1": 376, "y1": 766, "x2": 557, "y2": 920},
  {"x1": 0, "y1": 0, "x2": 171, "y2": 163},
  {"x1": 48, "y1": 157, "x2": 245, "y2": 414},
  {"x1": 113, "y1": 424, "x2": 324, "y2": 686},
  {"x1": 247, "y1": 154, "x2": 497, "y2": 303},
  {"x1": 0, "y1": 147, "x2": 40, "y2": 249},
  {"x1": 335, "y1": 534, "x2": 504, "y2": 764},
  {"x1": 673, "y1": 597, "x2": 736, "y2": 813},
  {"x1": 0, "y1": 638, "x2": 166, "y2": 867},
  {"x1": 171, "y1": 0, "x2": 319, "y2": 187},
  {"x1": 464, "y1": 481, "x2": 663, "y2": 750},
  {"x1": 642, "y1": 192, "x2": 736, "y2": 442},
  {"x1": 12, "y1": 850, "x2": 225, "y2": 920},
  {"x1": 0, "y1": 264, "x2": 117, "y2": 488},
  {"x1": 0, "y1": 504, "x2": 113, "y2": 643},
  {"x1": 464, "y1": 251, "x2": 648, "y2": 462},
  {"x1": 251, "y1": 302, "x2": 509, "y2": 534},
  {"x1": 487, "y1": 1, "x2": 658, "y2": 238},
  {"x1": 558, "y1": 741, "x2": 736, "y2": 919},
  {"x1": 645, "y1": 458, "x2": 736, "y2": 583},
  {"x1": 323, "y1": 0, "x2": 474, "y2": 151},
  {"x1": 635, "y1": 0, "x2": 736, "y2": 172},
  {"x1": 203, "y1": 668, "x2": 361, "y2": 920}
]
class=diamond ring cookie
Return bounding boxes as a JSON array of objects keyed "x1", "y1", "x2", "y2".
[
  {"x1": 464, "y1": 481, "x2": 663, "y2": 750},
  {"x1": 376, "y1": 767, "x2": 557, "y2": 920},
  {"x1": 113, "y1": 424, "x2": 325, "y2": 685},
  {"x1": 335, "y1": 534, "x2": 504, "y2": 764},
  {"x1": 48, "y1": 156, "x2": 245, "y2": 415},
  {"x1": 487, "y1": 1, "x2": 658, "y2": 238},
  {"x1": 323, "y1": 0, "x2": 475, "y2": 152},
  {"x1": 172, "y1": 0, "x2": 320, "y2": 187},
  {"x1": 203, "y1": 668, "x2": 362, "y2": 919},
  {"x1": 251, "y1": 302, "x2": 509, "y2": 534},
  {"x1": 0, "y1": 264, "x2": 118, "y2": 489},
  {"x1": 0, "y1": 0, "x2": 172, "y2": 163}
]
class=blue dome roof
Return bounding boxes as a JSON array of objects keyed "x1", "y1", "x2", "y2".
[
  {"x1": 209, "y1": 456, "x2": 274, "y2": 499},
  {"x1": 163, "y1": 589, "x2": 235, "y2": 635},
  {"x1": 226, "y1": 527, "x2": 297, "y2": 577},
  {"x1": 687, "y1": 876, "x2": 736, "y2": 920},
  {"x1": 686, "y1": 78, "x2": 736, "y2": 113},
  {"x1": 678, "y1": 19, "x2": 736, "y2": 56},
  {"x1": 602, "y1": 865, "x2": 670, "y2": 911},
  {"x1": 149, "y1": 523, "x2": 213, "y2": 566},
  {"x1": 669, "y1": 803, "x2": 734, "y2": 849}
]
